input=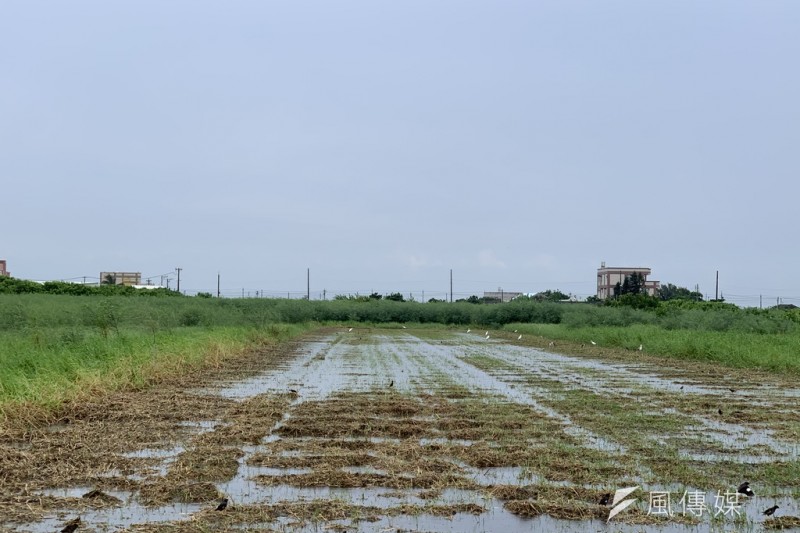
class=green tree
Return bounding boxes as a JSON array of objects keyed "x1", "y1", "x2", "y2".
[
  {"x1": 615, "y1": 272, "x2": 646, "y2": 297},
  {"x1": 533, "y1": 290, "x2": 570, "y2": 302},
  {"x1": 658, "y1": 283, "x2": 703, "y2": 301},
  {"x1": 385, "y1": 292, "x2": 404, "y2": 302}
]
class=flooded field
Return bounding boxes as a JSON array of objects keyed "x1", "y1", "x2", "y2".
[{"x1": 2, "y1": 327, "x2": 799, "y2": 532}]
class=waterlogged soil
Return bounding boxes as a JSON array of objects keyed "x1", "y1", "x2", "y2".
[{"x1": 2, "y1": 327, "x2": 800, "y2": 532}]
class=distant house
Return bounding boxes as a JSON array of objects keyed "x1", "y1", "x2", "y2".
[
  {"x1": 100, "y1": 271, "x2": 142, "y2": 286},
  {"x1": 596, "y1": 262, "x2": 660, "y2": 300},
  {"x1": 0, "y1": 259, "x2": 9, "y2": 277},
  {"x1": 483, "y1": 290, "x2": 522, "y2": 303}
]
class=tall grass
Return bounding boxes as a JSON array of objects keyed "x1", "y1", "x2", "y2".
[
  {"x1": 511, "y1": 323, "x2": 800, "y2": 373},
  {"x1": 0, "y1": 294, "x2": 313, "y2": 422}
]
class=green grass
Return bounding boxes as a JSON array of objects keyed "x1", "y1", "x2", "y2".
[
  {"x1": 0, "y1": 295, "x2": 314, "y2": 420},
  {"x1": 508, "y1": 323, "x2": 800, "y2": 374}
]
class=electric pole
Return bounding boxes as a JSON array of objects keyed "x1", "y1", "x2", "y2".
[
  {"x1": 715, "y1": 270, "x2": 719, "y2": 301},
  {"x1": 217, "y1": 272, "x2": 221, "y2": 298},
  {"x1": 307, "y1": 268, "x2": 310, "y2": 300},
  {"x1": 450, "y1": 269, "x2": 453, "y2": 303},
  {"x1": 176, "y1": 267, "x2": 182, "y2": 293}
]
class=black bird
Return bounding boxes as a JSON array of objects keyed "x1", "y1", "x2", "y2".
[
  {"x1": 599, "y1": 493, "x2": 611, "y2": 506},
  {"x1": 718, "y1": 408, "x2": 723, "y2": 415},
  {"x1": 737, "y1": 481, "x2": 754, "y2": 497},
  {"x1": 61, "y1": 517, "x2": 81, "y2": 533},
  {"x1": 289, "y1": 389, "x2": 298, "y2": 394},
  {"x1": 216, "y1": 498, "x2": 229, "y2": 511},
  {"x1": 389, "y1": 380, "x2": 394, "y2": 388},
  {"x1": 763, "y1": 504, "x2": 779, "y2": 516},
  {"x1": 680, "y1": 385, "x2": 684, "y2": 390}
]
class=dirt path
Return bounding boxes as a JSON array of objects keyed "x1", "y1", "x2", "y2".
[{"x1": 2, "y1": 327, "x2": 799, "y2": 532}]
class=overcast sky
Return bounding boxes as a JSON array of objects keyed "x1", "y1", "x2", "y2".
[{"x1": 2, "y1": 1, "x2": 798, "y2": 306}]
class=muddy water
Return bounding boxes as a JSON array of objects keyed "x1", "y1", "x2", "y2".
[{"x1": 9, "y1": 328, "x2": 800, "y2": 532}]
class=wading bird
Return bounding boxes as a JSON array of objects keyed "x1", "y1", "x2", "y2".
[
  {"x1": 389, "y1": 380, "x2": 394, "y2": 388},
  {"x1": 467, "y1": 329, "x2": 471, "y2": 333},
  {"x1": 764, "y1": 505, "x2": 779, "y2": 516},
  {"x1": 348, "y1": 327, "x2": 353, "y2": 332},
  {"x1": 638, "y1": 344, "x2": 643, "y2": 351},
  {"x1": 590, "y1": 340, "x2": 596, "y2": 345},
  {"x1": 61, "y1": 517, "x2": 81, "y2": 533},
  {"x1": 216, "y1": 498, "x2": 229, "y2": 511},
  {"x1": 518, "y1": 335, "x2": 522, "y2": 340},
  {"x1": 548, "y1": 341, "x2": 555, "y2": 347},
  {"x1": 737, "y1": 481, "x2": 754, "y2": 497}
]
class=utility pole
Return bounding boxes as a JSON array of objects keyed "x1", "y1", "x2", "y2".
[
  {"x1": 307, "y1": 268, "x2": 310, "y2": 300},
  {"x1": 450, "y1": 269, "x2": 453, "y2": 303},
  {"x1": 217, "y1": 272, "x2": 221, "y2": 298},
  {"x1": 176, "y1": 267, "x2": 182, "y2": 293},
  {"x1": 715, "y1": 270, "x2": 719, "y2": 301},
  {"x1": 760, "y1": 294, "x2": 762, "y2": 309}
]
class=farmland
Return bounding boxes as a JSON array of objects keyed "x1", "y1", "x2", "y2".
[{"x1": 2, "y1": 316, "x2": 799, "y2": 531}]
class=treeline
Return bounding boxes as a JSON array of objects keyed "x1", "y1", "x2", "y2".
[
  {"x1": 0, "y1": 276, "x2": 179, "y2": 296},
  {"x1": 1, "y1": 293, "x2": 798, "y2": 335}
]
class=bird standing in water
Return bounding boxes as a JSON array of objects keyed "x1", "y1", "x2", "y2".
[{"x1": 763, "y1": 505, "x2": 779, "y2": 516}]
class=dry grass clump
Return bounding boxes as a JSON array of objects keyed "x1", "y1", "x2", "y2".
[
  {"x1": 198, "y1": 394, "x2": 288, "y2": 446},
  {"x1": 249, "y1": 451, "x2": 376, "y2": 469},
  {"x1": 487, "y1": 485, "x2": 538, "y2": 500},
  {"x1": 169, "y1": 446, "x2": 243, "y2": 482},
  {"x1": 139, "y1": 481, "x2": 221, "y2": 506},
  {"x1": 393, "y1": 502, "x2": 485, "y2": 516},
  {"x1": 764, "y1": 516, "x2": 800, "y2": 530}
]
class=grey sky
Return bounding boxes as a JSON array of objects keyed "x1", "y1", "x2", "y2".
[{"x1": 2, "y1": 1, "x2": 798, "y2": 305}]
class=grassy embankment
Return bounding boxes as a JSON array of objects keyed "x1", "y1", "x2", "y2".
[
  {"x1": 504, "y1": 301, "x2": 800, "y2": 373},
  {"x1": 0, "y1": 295, "x2": 312, "y2": 425}
]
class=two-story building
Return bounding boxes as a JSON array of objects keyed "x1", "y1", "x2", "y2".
[{"x1": 596, "y1": 262, "x2": 659, "y2": 300}]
